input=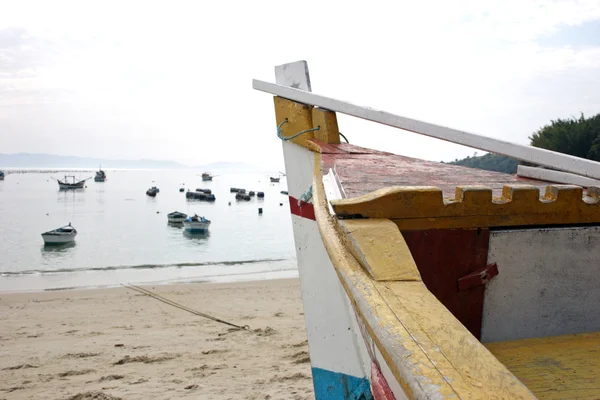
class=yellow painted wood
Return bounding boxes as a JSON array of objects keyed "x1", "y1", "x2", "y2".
[
  {"x1": 273, "y1": 97, "x2": 315, "y2": 149},
  {"x1": 486, "y1": 332, "x2": 600, "y2": 399},
  {"x1": 312, "y1": 107, "x2": 341, "y2": 144},
  {"x1": 331, "y1": 184, "x2": 600, "y2": 230},
  {"x1": 338, "y1": 219, "x2": 421, "y2": 281},
  {"x1": 312, "y1": 154, "x2": 536, "y2": 399}
]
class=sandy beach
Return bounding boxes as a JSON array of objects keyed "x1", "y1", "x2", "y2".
[{"x1": 0, "y1": 279, "x2": 313, "y2": 400}]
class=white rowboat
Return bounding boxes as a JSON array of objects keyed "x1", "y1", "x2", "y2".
[
  {"x1": 41, "y1": 224, "x2": 77, "y2": 244},
  {"x1": 167, "y1": 211, "x2": 188, "y2": 223}
]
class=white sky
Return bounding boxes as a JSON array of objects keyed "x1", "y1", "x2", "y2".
[{"x1": 1, "y1": 0, "x2": 600, "y2": 168}]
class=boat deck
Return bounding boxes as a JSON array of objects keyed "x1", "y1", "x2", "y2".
[
  {"x1": 316, "y1": 140, "x2": 544, "y2": 198},
  {"x1": 485, "y1": 331, "x2": 600, "y2": 399}
]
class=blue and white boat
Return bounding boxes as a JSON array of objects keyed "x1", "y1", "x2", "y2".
[{"x1": 182, "y1": 214, "x2": 210, "y2": 232}]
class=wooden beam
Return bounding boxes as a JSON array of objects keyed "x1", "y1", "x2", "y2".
[
  {"x1": 253, "y1": 79, "x2": 600, "y2": 180},
  {"x1": 517, "y1": 165, "x2": 600, "y2": 187}
]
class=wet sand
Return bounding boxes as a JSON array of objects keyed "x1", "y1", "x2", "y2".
[{"x1": 0, "y1": 279, "x2": 313, "y2": 399}]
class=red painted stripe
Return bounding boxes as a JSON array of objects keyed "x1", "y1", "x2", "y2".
[
  {"x1": 371, "y1": 361, "x2": 396, "y2": 400},
  {"x1": 288, "y1": 196, "x2": 316, "y2": 221}
]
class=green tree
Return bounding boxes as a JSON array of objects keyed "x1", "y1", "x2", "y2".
[{"x1": 529, "y1": 113, "x2": 600, "y2": 161}]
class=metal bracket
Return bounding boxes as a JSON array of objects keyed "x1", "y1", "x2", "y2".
[{"x1": 458, "y1": 263, "x2": 499, "y2": 292}]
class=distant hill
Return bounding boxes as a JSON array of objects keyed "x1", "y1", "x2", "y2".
[
  {"x1": 0, "y1": 153, "x2": 187, "y2": 169},
  {"x1": 0, "y1": 153, "x2": 278, "y2": 172},
  {"x1": 446, "y1": 153, "x2": 519, "y2": 174}
]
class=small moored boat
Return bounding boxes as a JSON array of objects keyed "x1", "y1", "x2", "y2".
[
  {"x1": 182, "y1": 214, "x2": 211, "y2": 232},
  {"x1": 42, "y1": 223, "x2": 77, "y2": 244},
  {"x1": 56, "y1": 175, "x2": 89, "y2": 190},
  {"x1": 167, "y1": 211, "x2": 188, "y2": 223},
  {"x1": 200, "y1": 172, "x2": 215, "y2": 181},
  {"x1": 146, "y1": 186, "x2": 159, "y2": 197},
  {"x1": 270, "y1": 176, "x2": 280, "y2": 183},
  {"x1": 94, "y1": 166, "x2": 106, "y2": 182}
]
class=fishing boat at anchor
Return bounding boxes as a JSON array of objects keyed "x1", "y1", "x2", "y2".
[
  {"x1": 253, "y1": 61, "x2": 600, "y2": 399},
  {"x1": 56, "y1": 175, "x2": 90, "y2": 190},
  {"x1": 94, "y1": 166, "x2": 106, "y2": 182},
  {"x1": 182, "y1": 214, "x2": 210, "y2": 232},
  {"x1": 200, "y1": 172, "x2": 215, "y2": 181},
  {"x1": 146, "y1": 186, "x2": 159, "y2": 197},
  {"x1": 167, "y1": 211, "x2": 188, "y2": 223},
  {"x1": 41, "y1": 223, "x2": 77, "y2": 244}
]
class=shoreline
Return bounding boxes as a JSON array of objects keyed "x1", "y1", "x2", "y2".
[
  {"x1": 0, "y1": 268, "x2": 299, "y2": 295},
  {"x1": 0, "y1": 278, "x2": 313, "y2": 399},
  {"x1": 0, "y1": 258, "x2": 299, "y2": 294}
]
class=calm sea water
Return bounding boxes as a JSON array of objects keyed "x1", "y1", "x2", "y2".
[{"x1": 0, "y1": 170, "x2": 296, "y2": 292}]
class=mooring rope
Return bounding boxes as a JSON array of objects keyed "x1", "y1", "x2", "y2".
[
  {"x1": 277, "y1": 118, "x2": 320, "y2": 141},
  {"x1": 122, "y1": 283, "x2": 250, "y2": 331},
  {"x1": 277, "y1": 118, "x2": 349, "y2": 143}
]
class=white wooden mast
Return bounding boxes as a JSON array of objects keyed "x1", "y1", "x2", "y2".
[{"x1": 253, "y1": 62, "x2": 600, "y2": 180}]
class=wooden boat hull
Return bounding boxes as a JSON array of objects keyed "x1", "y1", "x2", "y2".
[
  {"x1": 261, "y1": 60, "x2": 600, "y2": 399},
  {"x1": 42, "y1": 232, "x2": 76, "y2": 244},
  {"x1": 281, "y1": 141, "x2": 378, "y2": 398},
  {"x1": 59, "y1": 182, "x2": 84, "y2": 190},
  {"x1": 167, "y1": 212, "x2": 188, "y2": 223},
  {"x1": 182, "y1": 221, "x2": 210, "y2": 232}
]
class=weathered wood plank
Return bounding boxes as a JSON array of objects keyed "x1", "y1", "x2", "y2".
[
  {"x1": 486, "y1": 331, "x2": 600, "y2": 399},
  {"x1": 253, "y1": 78, "x2": 600, "y2": 180},
  {"x1": 517, "y1": 165, "x2": 600, "y2": 187},
  {"x1": 338, "y1": 219, "x2": 420, "y2": 281}
]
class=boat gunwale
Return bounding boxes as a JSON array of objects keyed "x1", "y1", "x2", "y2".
[{"x1": 311, "y1": 149, "x2": 537, "y2": 399}]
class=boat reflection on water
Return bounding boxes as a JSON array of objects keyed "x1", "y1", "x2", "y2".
[
  {"x1": 41, "y1": 241, "x2": 76, "y2": 261},
  {"x1": 183, "y1": 230, "x2": 210, "y2": 242},
  {"x1": 167, "y1": 221, "x2": 184, "y2": 229}
]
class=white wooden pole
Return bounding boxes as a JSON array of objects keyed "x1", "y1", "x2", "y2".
[{"x1": 253, "y1": 77, "x2": 600, "y2": 180}]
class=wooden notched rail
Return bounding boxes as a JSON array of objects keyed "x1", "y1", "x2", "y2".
[{"x1": 332, "y1": 184, "x2": 600, "y2": 230}]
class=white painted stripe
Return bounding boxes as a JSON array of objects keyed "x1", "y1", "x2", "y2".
[
  {"x1": 517, "y1": 165, "x2": 600, "y2": 187},
  {"x1": 322, "y1": 168, "x2": 343, "y2": 214},
  {"x1": 282, "y1": 141, "x2": 314, "y2": 200},
  {"x1": 253, "y1": 79, "x2": 600, "y2": 180},
  {"x1": 284, "y1": 142, "x2": 365, "y2": 377}
]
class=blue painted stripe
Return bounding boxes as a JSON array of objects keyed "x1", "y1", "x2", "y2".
[{"x1": 312, "y1": 367, "x2": 373, "y2": 400}]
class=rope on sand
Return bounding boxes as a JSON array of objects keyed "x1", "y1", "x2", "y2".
[{"x1": 121, "y1": 283, "x2": 250, "y2": 331}]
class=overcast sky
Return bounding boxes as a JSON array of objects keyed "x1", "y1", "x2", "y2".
[{"x1": 1, "y1": 0, "x2": 600, "y2": 168}]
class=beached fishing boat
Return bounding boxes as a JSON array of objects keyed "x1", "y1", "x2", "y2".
[
  {"x1": 182, "y1": 214, "x2": 210, "y2": 232},
  {"x1": 41, "y1": 223, "x2": 77, "y2": 244},
  {"x1": 56, "y1": 175, "x2": 89, "y2": 190},
  {"x1": 94, "y1": 166, "x2": 106, "y2": 182},
  {"x1": 254, "y1": 61, "x2": 600, "y2": 399},
  {"x1": 167, "y1": 211, "x2": 188, "y2": 223}
]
